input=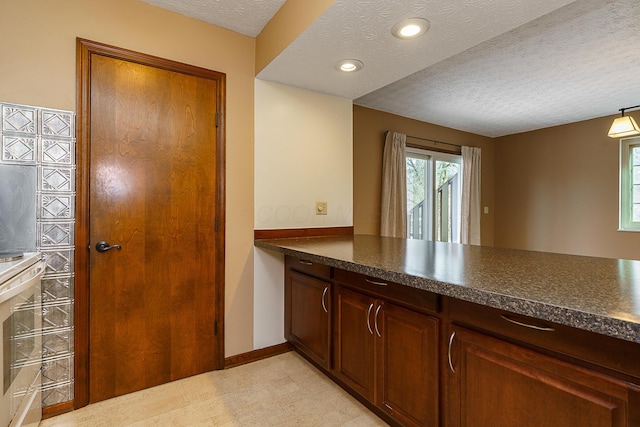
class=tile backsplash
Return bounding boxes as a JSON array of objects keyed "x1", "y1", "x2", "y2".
[{"x1": 1, "y1": 102, "x2": 75, "y2": 407}]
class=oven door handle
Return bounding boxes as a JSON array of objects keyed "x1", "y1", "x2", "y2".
[{"x1": 0, "y1": 263, "x2": 44, "y2": 304}]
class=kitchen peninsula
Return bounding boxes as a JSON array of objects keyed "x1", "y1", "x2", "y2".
[{"x1": 256, "y1": 234, "x2": 640, "y2": 427}]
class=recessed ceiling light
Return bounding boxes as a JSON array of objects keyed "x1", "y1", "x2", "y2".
[
  {"x1": 335, "y1": 59, "x2": 364, "y2": 73},
  {"x1": 392, "y1": 18, "x2": 430, "y2": 39}
]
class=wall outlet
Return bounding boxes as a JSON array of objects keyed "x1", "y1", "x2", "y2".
[{"x1": 316, "y1": 201, "x2": 328, "y2": 215}]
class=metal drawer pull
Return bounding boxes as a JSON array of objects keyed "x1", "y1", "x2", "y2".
[
  {"x1": 321, "y1": 287, "x2": 328, "y2": 313},
  {"x1": 500, "y1": 314, "x2": 555, "y2": 332},
  {"x1": 299, "y1": 260, "x2": 313, "y2": 265},
  {"x1": 448, "y1": 331, "x2": 456, "y2": 374},
  {"x1": 365, "y1": 278, "x2": 388, "y2": 286},
  {"x1": 374, "y1": 304, "x2": 382, "y2": 337},
  {"x1": 366, "y1": 303, "x2": 374, "y2": 335}
]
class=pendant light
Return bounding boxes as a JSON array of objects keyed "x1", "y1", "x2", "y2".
[{"x1": 608, "y1": 105, "x2": 640, "y2": 138}]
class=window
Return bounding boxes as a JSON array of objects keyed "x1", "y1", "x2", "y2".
[
  {"x1": 620, "y1": 137, "x2": 640, "y2": 231},
  {"x1": 406, "y1": 148, "x2": 462, "y2": 242}
]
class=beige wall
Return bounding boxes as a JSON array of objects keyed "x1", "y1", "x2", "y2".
[
  {"x1": 0, "y1": 0, "x2": 256, "y2": 356},
  {"x1": 353, "y1": 106, "x2": 495, "y2": 246},
  {"x1": 256, "y1": 0, "x2": 335, "y2": 74},
  {"x1": 495, "y1": 112, "x2": 640, "y2": 260}
]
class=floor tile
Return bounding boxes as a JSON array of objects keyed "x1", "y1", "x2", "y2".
[{"x1": 39, "y1": 352, "x2": 389, "y2": 426}]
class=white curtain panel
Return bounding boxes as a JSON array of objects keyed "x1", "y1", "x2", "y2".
[
  {"x1": 380, "y1": 131, "x2": 407, "y2": 237},
  {"x1": 461, "y1": 146, "x2": 481, "y2": 245}
]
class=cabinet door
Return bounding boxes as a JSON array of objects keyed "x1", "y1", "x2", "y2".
[
  {"x1": 447, "y1": 326, "x2": 640, "y2": 427},
  {"x1": 376, "y1": 302, "x2": 439, "y2": 427},
  {"x1": 333, "y1": 286, "x2": 375, "y2": 400},
  {"x1": 286, "y1": 270, "x2": 331, "y2": 369}
]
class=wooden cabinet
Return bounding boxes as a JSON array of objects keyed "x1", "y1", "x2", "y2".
[
  {"x1": 376, "y1": 301, "x2": 439, "y2": 427},
  {"x1": 333, "y1": 285, "x2": 439, "y2": 427},
  {"x1": 285, "y1": 257, "x2": 331, "y2": 370},
  {"x1": 281, "y1": 258, "x2": 640, "y2": 427},
  {"x1": 446, "y1": 325, "x2": 640, "y2": 427},
  {"x1": 333, "y1": 286, "x2": 375, "y2": 399}
]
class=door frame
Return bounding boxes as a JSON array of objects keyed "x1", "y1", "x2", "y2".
[{"x1": 74, "y1": 38, "x2": 226, "y2": 409}]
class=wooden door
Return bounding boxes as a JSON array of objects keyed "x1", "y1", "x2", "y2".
[
  {"x1": 76, "y1": 40, "x2": 225, "y2": 406},
  {"x1": 447, "y1": 326, "x2": 640, "y2": 427},
  {"x1": 286, "y1": 270, "x2": 331, "y2": 369},
  {"x1": 332, "y1": 286, "x2": 375, "y2": 400},
  {"x1": 376, "y1": 302, "x2": 439, "y2": 427}
]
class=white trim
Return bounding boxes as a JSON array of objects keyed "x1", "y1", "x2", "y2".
[
  {"x1": 405, "y1": 147, "x2": 462, "y2": 241},
  {"x1": 619, "y1": 136, "x2": 640, "y2": 231}
]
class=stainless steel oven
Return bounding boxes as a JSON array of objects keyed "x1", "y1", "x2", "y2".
[{"x1": 0, "y1": 253, "x2": 43, "y2": 427}]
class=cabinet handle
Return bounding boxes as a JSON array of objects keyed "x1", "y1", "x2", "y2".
[
  {"x1": 366, "y1": 303, "x2": 374, "y2": 335},
  {"x1": 365, "y1": 278, "x2": 388, "y2": 286},
  {"x1": 448, "y1": 331, "x2": 456, "y2": 374},
  {"x1": 374, "y1": 304, "x2": 382, "y2": 337},
  {"x1": 321, "y1": 287, "x2": 328, "y2": 313},
  {"x1": 500, "y1": 314, "x2": 555, "y2": 332},
  {"x1": 299, "y1": 260, "x2": 313, "y2": 265}
]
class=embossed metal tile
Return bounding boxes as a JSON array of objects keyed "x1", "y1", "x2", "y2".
[
  {"x1": 41, "y1": 277, "x2": 73, "y2": 303},
  {"x1": 42, "y1": 381, "x2": 73, "y2": 406},
  {"x1": 42, "y1": 302, "x2": 72, "y2": 330},
  {"x1": 42, "y1": 356, "x2": 73, "y2": 387},
  {"x1": 1, "y1": 104, "x2": 37, "y2": 134},
  {"x1": 39, "y1": 193, "x2": 74, "y2": 220},
  {"x1": 41, "y1": 249, "x2": 74, "y2": 276},
  {"x1": 39, "y1": 222, "x2": 74, "y2": 248},
  {"x1": 42, "y1": 329, "x2": 72, "y2": 359},
  {"x1": 40, "y1": 166, "x2": 74, "y2": 192},
  {"x1": 41, "y1": 109, "x2": 74, "y2": 139},
  {"x1": 3, "y1": 100, "x2": 76, "y2": 409},
  {"x1": 40, "y1": 139, "x2": 74, "y2": 165},
  {"x1": 1, "y1": 135, "x2": 36, "y2": 163}
]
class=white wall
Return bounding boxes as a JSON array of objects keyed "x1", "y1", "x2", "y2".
[
  {"x1": 253, "y1": 248, "x2": 285, "y2": 349},
  {"x1": 254, "y1": 80, "x2": 353, "y2": 230},
  {"x1": 253, "y1": 79, "x2": 353, "y2": 349}
]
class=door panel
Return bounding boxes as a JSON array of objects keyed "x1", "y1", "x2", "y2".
[
  {"x1": 86, "y1": 50, "x2": 221, "y2": 403},
  {"x1": 287, "y1": 270, "x2": 331, "y2": 368},
  {"x1": 376, "y1": 303, "x2": 439, "y2": 427},
  {"x1": 333, "y1": 286, "x2": 375, "y2": 400}
]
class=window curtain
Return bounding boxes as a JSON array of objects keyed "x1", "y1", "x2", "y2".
[
  {"x1": 380, "y1": 131, "x2": 407, "y2": 237},
  {"x1": 461, "y1": 146, "x2": 481, "y2": 245}
]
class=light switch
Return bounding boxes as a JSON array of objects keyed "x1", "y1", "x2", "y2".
[
  {"x1": 316, "y1": 202, "x2": 327, "y2": 215},
  {"x1": 484, "y1": 206, "x2": 489, "y2": 214}
]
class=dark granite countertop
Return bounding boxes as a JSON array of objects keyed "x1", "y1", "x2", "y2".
[{"x1": 255, "y1": 234, "x2": 640, "y2": 344}]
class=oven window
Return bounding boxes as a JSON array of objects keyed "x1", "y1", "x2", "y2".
[{"x1": 3, "y1": 294, "x2": 35, "y2": 394}]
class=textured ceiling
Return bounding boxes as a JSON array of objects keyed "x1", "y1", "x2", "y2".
[
  {"x1": 138, "y1": 0, "x2": 285, "y2": 37},
  {"x1": 355, "y1": 0, "x2": 640, "y2": 137},
  {"x1": 257, "y1": 0, "x2": 575, "y2": 101},
  {"x1": 140, "y1": 0, "x2": 640, "y2": 138}
]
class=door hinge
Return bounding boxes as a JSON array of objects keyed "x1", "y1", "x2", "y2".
[
  {"x1": 215, "y1": 217, "x2": 219, "y2": 232},
  {"x1": 214, "y1": 320, "x2": 218, "y2": 335},
  {"x1": 215, "y1": 112, "x2": 219, "y2": 128}
]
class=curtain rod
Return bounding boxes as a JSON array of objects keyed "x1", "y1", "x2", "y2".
[{"x1": 385, "y1": 131, "x2": 462, "y2": 148}]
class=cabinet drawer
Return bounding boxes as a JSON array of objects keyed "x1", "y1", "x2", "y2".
[
  {"x1": 447, "y1": 297, "x2": 640, "y2": 380},
  {"x1": 333, "y1": 268, "x2": 438, "y2": 315},
  {"x1": 447, "y1": 325, "x2": 640, "y2": 427},
  {"x1": 285, "y1": 255, "x2": 331, "y2": 279}
]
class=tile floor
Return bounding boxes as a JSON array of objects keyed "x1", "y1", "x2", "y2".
[{"x1": 39, "y1": 351, "x2": 388, "y2": 426}]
